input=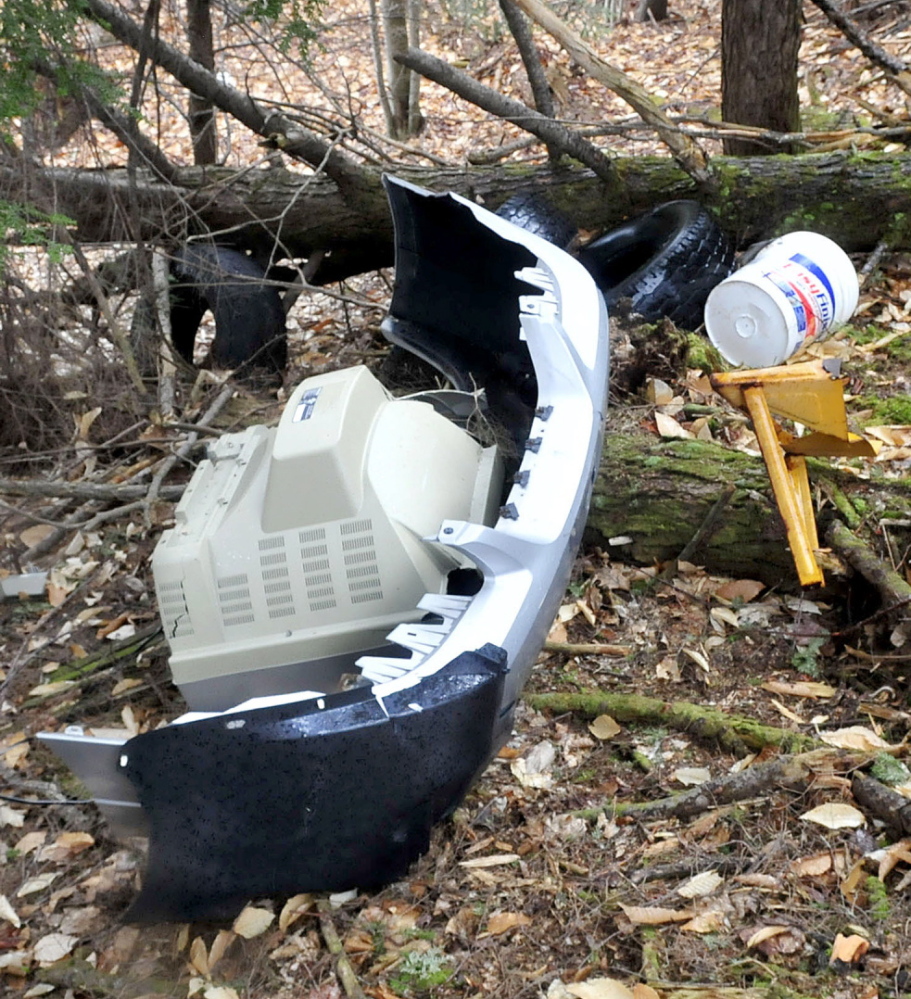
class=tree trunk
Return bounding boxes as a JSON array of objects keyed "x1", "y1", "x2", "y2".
[
  {"x1": 587, "y1": 429, "x2": 911, "y2": 585},
  {"x1": 12, "y1": 151, "x2": 911, "y2": 285},
  {"x1": 722, "y1": 0, "x2": 801, "y2": 155},
  {"x1": 186, "y1": 0, "x2": 217, "y2": 165}
]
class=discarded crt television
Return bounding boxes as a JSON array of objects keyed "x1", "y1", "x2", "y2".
[{"x1": 40, "y1": 176, "x2": 610, "y2": 922}]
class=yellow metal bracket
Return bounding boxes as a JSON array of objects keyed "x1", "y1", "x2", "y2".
[{"x1": 710, "y1": 360, "x2": 880, "y2": 587}]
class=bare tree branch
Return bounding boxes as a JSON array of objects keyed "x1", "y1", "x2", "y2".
[
  {"x1": 396, "y1": 47, "x2": 615, "y2": 181},
  {"x1": 80, "y1": 0, "x2": 370, "y2": 196},
  {"x1": 810, "y1": 0, "x2": 911, "y2": 97},
  {"x1": 511, "y1": 0, "x2": 712, "y2": 187}
]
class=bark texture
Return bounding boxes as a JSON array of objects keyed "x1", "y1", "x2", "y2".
[
  {"x1": 721, "y1": 0, "x2": 801, "y2": 155},
  {"x1": 12, "y1": 152, "x2": 911, "y2": 285},
  {"x1": 588, "y1": 429, "x2": 911, "y2": 585}
]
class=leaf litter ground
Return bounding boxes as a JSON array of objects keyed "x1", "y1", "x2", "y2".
[{"x1": 4, "y1": 2, "x2": 911, "y2": 998}]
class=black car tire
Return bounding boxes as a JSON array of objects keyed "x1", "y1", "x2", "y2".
[
  {"x1": 494, "y1": 192, "x2": 578, "y2": 250},
  {"x1": 168, "y1": 245, "x2": 287, "y2": 375},
  {"x1": 577, "y1": 200, "x2": 736, "y2": 330}
]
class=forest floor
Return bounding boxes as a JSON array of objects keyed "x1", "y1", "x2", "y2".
[{"x1": 4, "y1": 2, "x2": 911, "y2": 999}]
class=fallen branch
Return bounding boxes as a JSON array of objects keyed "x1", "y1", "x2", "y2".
[
  {"x1": 852, "y1": 772, "x2": 911, "y2": 835},
  {"x1": 523, "y1": 689, "x2": 819, "y2": 755},
  {"x1": 317, "y1": 897, "x2": 367, "y2": 999},
  {"x1": 827, "y1": 518, "x2": 911, "y2": 610},
  {"x1": 580, "y1": 747, "x2": 866, "y2": 824},
  {"x1": 543, "y1": 641, "x2": 632, "y2": 656},
  {"x1": 0, "y1": 478, "x2": 184, "y2": 502},
  {"x1": 396, "y1": 47, "x2": 616, "y2": 181},
  {"x1": 810, "y1": 0, "x2": 911, "y2": 98},
  {"x1": 511, "y1": 0, "x2": 711, "y2": 186}
]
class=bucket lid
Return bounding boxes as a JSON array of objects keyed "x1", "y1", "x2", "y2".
[{"x1": 705, "y1": 279, "x2": 800, "y2": 368}]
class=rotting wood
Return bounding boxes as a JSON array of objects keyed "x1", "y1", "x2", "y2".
[
  {"x1": 523, "y1": 689, "x2": 820, "y2": 755},
  {"x1": 827, "y1": 518, "x2": 911, "y2": 609},
  {"x1": 852, "y1": 772, "x2": 911, "y2": 835},
  {"x1": 14, "y1": 151, "x2": 911, "y2": 284},
  {"x1": 317, "y1": 897, "x2": 368, "y2": 999},
  {"x1": 577, "y1": 747, "x2": 867, "y2": 823}
]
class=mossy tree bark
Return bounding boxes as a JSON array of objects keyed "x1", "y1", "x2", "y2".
[
  {"x1": 13, "y1": 151, "x2": 911, "y2": 285},
  {"x1": 588, "y1": 428, "x2": 911, "y2": 585}
]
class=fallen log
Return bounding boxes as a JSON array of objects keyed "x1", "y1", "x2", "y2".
[{"x1": 588, "y1": 429, "x2": 911, "y2": 586}]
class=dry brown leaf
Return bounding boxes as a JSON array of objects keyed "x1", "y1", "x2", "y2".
[
  {"x1": 566, "y1": 978, "x2": 636, "y2": 999},
  {"x1": 19, "y1": 524, "x2": 55, "y2": 548},
  {"x1": 26, "y1": 680, "x2": 76, "y2": 698},
  {"x1": 459, "y1": 853, "x2": 520, "y2": 869},
  {"x1": 588, "y1": 714, "x2": 622, "y2": 740},
  {"x1": 14, "y1": 830, "x2": 47, "y2": 856},
  {"x1": 233, "y1": 906, "x2": 275, "y2": 939},
  {"x1": 17, "y1": 872, "x2": 60, "y2": 897},
  {"x1": 631, "y1": 987, "x2": 661, "y2": 999},
  {"x1": 840, "y1": 858, "x2": 867, "y2": 903},
  {"x1": 39, "y1": 831, "x2": 95, "y2": 863},
  {"x1": 111, "y1": 677, "x2": 144, "y2": 696},
  {"x1": 830, "y1": 932, "x2": 870, "y2": 964},
  {"x1": 875, "y1": 839, "x2": 911, "y2": 880},
  {"x1": 189, "y1": 935, "x2": 209, "y2": 976},
  {"x1": 618, "y1": 904, "x2": 692, "y2": 925},
  {"x1": 819, "y1": 726, "x2": 893, "y2": 751},
  {"x1": 677, "y1": 870, "x2": 723, "y2": 898},
  {"x1": 0, "y1": 894, "x2": 21, "y2": 928},
  {"x1": 33, "y1": 932, "x2": 78, "y2": 966},
  {"x1": 800, "y1": 802, "x2": 866, "y2": 829},
  {"x1": 681, "y1": 910, "x2": 725, "y2": 933},
  {"x1": 745, "y1": 925, "x2": 790, "y2": 949},
  {"x1": 714, "y1": 578, "x2": 765, "y2": 602},
  {"x1": 654, "y1": 411, "x2": 693, "y2": 439},
  {"x1": 483, "y1": 911, "x2": 532, "y2": 936},
  {"x1": 207, "y1": 929, "x2": 236, "y2": 973},
  {"x1": 279, "y1": 893, "x2": 313, "y2": 931},
  {"x1": 762, "y1": 679, "x2": 836, "y2": 699},
  {"x1": 673, "y1": 767, "x2": 711, "y2": 786},
  {"x1": 790, "y1": 852, "x2": 833, "y2": 877}
]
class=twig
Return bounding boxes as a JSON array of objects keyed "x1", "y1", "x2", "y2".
[
  {"x1": 598, "y1": 748, "x2": 865, "y2": 823},
  {"x1": 524, "y1": 689, "x2": 819, "y2": 755},
  {"x1": 810, "y1": 0, "x2": 911, "y2": 96},
  {"x1": 544, "y1": 641, "x2": 632, "y2": 656},
  {"x1": 396, "y1": 47, "x2": 616, "y2": 181},
  {"x1": 860, "y1": 236, "x2": 890, "y2": 289},
  {"x1": 511, "y1": 0, "x2": 711, "y2": 186},
  {"x1": 0, "y1": 478, "x2": 183, "y2": 502},
  {"x1": 827, "y1": 519, "x2": 911, "y2": 609},
  {"x1": 144, "y1": 382, "x2": 235, "y2": 516},
  {"x1": 317, "y1": 897, "x2": 367, "y2": 999}
]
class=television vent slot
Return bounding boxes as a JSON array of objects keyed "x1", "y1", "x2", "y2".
[
  {"x1": 307, "y1": 586, "x2": 335, "y2": 599},
  {"x1": 258, "y1": 536, "x2": 285, "y2": 551},
  {"x1": 305, "y1": 572, "x2": 332, "y2": 586},
  {"x1": 259, "y1": 552, "x2": 287, "y2": 566},
  {"x1": 341, "y1": 535, "x2": 375, "y2": 552},
  {"x1": 269, "y1": 606, "x2": 296, "y2": 619},
  {"x1": 340, "y1": 518, "x2": 373, "y2": 535},
  {"x1": 264, "y1": 581, "x2": 292, "y2": 595},
  {"x1": 220, "y1": 600, "x2": 253, "y2": 614},
  {"x1": 346, "y1": 564, "x2": 379, "y2": 580},
  {"x1": 299, "y1": 527, "x2": 327, "y2": 543},
  {"x1": 351, "y1": 590, "x2": 383, "y2": 604},
  {"x1": 261, "y1": 567, "x2": 289, "y2": 581},
  {"x1": 224, "y1": 613, "x2": 255, "y2": 626},
  {"x1": 344, "y1": 550, "x2": 377, "y2": 566},
  {"x1": 349, "y1": 578, "x2": 381, "y2": 592},
  {"x1": 266, "y1": 593, "x2": 294, "y2": 607},
  {"x1": 301, "y1": 544, "x2": 329, "y2": 559},
  {"x1": 218, "y1": 586, "x2": 250, "y2": 601},
  {"x1": 309, "y1": 598, "x2": 337, "y2": 612},
  {"x1": 302, "y1": 558, "x2": 331, "y2": 573},
  {"x1": 217, "y1": 574, "x2": 248, "y2": 589}
]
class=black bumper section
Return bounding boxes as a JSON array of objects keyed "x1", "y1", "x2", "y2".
[{"x1": 121, "y1": 645, "x2": 508, "y2": 923}]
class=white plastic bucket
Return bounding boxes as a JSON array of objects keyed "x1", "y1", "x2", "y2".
[{"x1": 704, "y1": 232, "x2": 859, "y2": 367}]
